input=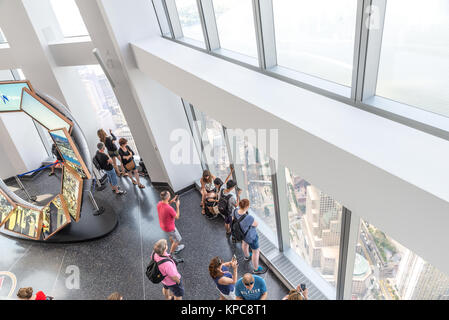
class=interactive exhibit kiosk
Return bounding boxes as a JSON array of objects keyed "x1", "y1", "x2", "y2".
[{"x1": 0, "y1": 80, "x2": 118, "y2": 243}]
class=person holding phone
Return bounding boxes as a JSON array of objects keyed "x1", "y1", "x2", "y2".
[
  {"x1": 282, "y1": 284, "x2": 309, "y2": 300},
  {"x1": 157, "y1": 190, "x2": 185, "y2": 257},
  {"x1": 208, "y1": 256, "x2": 238, "y2": 300}
]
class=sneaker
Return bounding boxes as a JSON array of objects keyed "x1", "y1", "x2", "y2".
[
  {"x1": 173, "y1": 244, "x2": 185, "y2": 254},
  {"x1": 48, "y1": 172, "x2": 54, "y2": 176},
  {"x1": 244, "y1": 252, "x2": 253, "y2": 261},
  {"x1": 226, "y1": 231, "x2": 232, "y2": 238},
  {"x1": 115, "y1": 190, "x2": 127, "y2": 195},
  {"x1": 253, "y1": 266, "x2": 267, "y2": 275}
]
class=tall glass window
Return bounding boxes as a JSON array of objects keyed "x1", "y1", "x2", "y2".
[
  {"x1": 352, "y1": 220, "x2": 449, "y2": 300},
  {"x1": 174, "y1": 0, "x2": 204, "y2": 43},
  {"x1": 50, "y1": 0, "x2": 89, "y2": 38},
  {"x1": 272, "y1": 0, "x2": 357, "y2": 87},
  {"x1": 77, "y1": 65, "x2": 139, "y2": 155},
  {"x1": 376, "y1": 0, "x2": 449, "y2": 118},
  {"x1": 285, "y1": 167, "x2": 343, "y2": 288},
  {"x1": 229, "y1": 132, "x2": 278, "y2": 242},
  {"x1": 190, "y1": 105, "x2": 231, "y2": 179},
  {"x1": 212, "y1": 0, "x2": 258, "y2": 59}
]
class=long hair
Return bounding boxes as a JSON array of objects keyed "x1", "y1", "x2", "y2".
[
  {"x1": 202, "y1": 170, "x2": 212, "y2": 184},
  {"x1": 208, "y1": 257, "x2": 224, "y2": 279},
  {"x1": 97, "y1": 129, "x2": 107, "y2": 144},
  {"x1": 287, "y1": 289, "x2": 305, "y2": 300}
]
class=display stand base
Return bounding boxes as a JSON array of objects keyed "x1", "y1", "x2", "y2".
[{"x1": 0, "y1": 190, "x2": 118, "y2": 243}]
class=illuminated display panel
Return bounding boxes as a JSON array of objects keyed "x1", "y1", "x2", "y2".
[
  {"x1": 4, "y1": 205, "x2": 42, "y2": 240},
  {"x1": 50, "y1": 128, "x2": 91, "y2": 179},
  {"x1": 21, "y1": 88, "x2": 73, "y2": 133},
  {"x1": 42, "y1": 194, "x2": 71, "y2": 240},
  {"x1": 0, "y1": 81, "x2": 33, "y2": 112},
  {"x1": 61, "y1": 165, "x2": 83, "y2": 222}
]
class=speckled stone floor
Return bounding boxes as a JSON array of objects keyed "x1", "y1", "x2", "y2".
[{"x1": 0, "y1": 169, "x2": 287, "y2": 300}]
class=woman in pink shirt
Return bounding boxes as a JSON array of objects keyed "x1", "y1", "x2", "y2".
[{"x1": 153, "y1": 239, "x2": 184, "y2": 300}]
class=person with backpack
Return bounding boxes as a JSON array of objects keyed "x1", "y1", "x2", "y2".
[
  {"x1": 231, "y1": 199, "x2": 266, "y2": 274},
  {"x1": 95, "y1": 143, "x2": 126, "y2": 195},
  {"x1": 149, "y1": 239, "x2": 184, "y2": 300},
  {"x1": 97, "y1": 128, "x2": 125, "y2": 177},
  {"x1": 218, "y1": 180, "x2": 241, "y2": 236},
  {"x1": 204, "y1": 166, "x2": 234, "y2": 220}
]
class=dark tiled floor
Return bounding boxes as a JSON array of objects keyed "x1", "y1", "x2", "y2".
[{"x1": 0, "y1": 169, "x2": 288, "y2": 300}]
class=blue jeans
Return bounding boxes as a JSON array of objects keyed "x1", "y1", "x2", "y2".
[{"x1": 105, "y1": 168, "x2": 118, "y2": 187}]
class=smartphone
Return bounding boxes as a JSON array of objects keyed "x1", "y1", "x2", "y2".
[
  {"x1": 300, "y1": 283, "x2": 306, "y2": 291},
  {"x1": 232, "y1": 254, "x2": 237, "y2": 261}
]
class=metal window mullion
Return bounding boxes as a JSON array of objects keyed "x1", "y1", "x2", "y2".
[
  {"x1": 270, "y1": 160, "x2": 289, "y2": 252},
  {"x1": 182, "y1": 99, "x2": 206, "y2": 171},
  {"x1": 152, "y1": 0, "x2": 171, "y2": 36},
  {"x1": 350, "y1": 0, "x2": 366, "y2": 101},
  {"x1": 189, "y1": 104, "x2": 209, "y2": 171},
  {"x1": 355, "y1": 0, "x2": 387, "y2": 102},
  {"x1": 198, "y1": 0, "x2": 220, "y2": 51},
  {"x1": 223, "y1": 126, "x2": 246, "y2": 196},
  {"x1": 253, "y1": 0, "x2": 277, "y2": 69},
  {"x1": 222, "y1": 126, "x2": 237, "y2": 182},
  {"x1": 336, "y1": 208, "x2": 361, "y2": 300},
  {"x1": 164, "y1": 0, "x2": 183, "y2": 39}
]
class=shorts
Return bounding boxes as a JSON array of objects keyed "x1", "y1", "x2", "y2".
[
  {"x1": 164, "y1": 227, "x2": 182, "y2": 243},
  {"x1": 163, "y1": 279, "x2": 184, "y2": 297},
  {"x1": 108, "y1": 150, "x2": 120, "y2": 158},
  {"x1": 245, "y1": 233, "x2": 260, "y2": 250},
  {"x1": 217, "y1": 287, "x2": 236, "y2": 300},
  {"x1": 105, "y1": 169, "x2": 118, "y2": 186},
  {"x1": 224, "y1": 214, "x2": 232, "y2": 224}
]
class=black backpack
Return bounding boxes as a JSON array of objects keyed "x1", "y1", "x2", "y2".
[
  {"x1": 218, "y1": 189, "x2": 233, "y2": 216},
  {"x1": 146, "y1": 252, "x2": 172, "y2": 284},
  {"x1": 231, "y1": 210, "x2": 251, "y2": 242}
]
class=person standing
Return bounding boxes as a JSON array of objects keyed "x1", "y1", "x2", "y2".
[
  {"x1": 97, "y1": 129, "x2": 125, "y2": 176},
  {"x1": 232, "y1": 199, "x2": 266, "y2": 274},
  {"x1": 209, "y1": 256, "x2": 238, "y2": 300},
  {"x1": 118, "y1": 138, "x2": 145, "y2": 189},
  {"x1": 219, "y1": 180, "x2": 241, "y2": 236},
  {"x1": 95, "y1": 143, "x2": 126, "y2": 195},
  {"x1": 49, "y1": 143, "x2": 63, "y2": 176},
  {"x1": 235, "y1": 273, "x2": 267, "y2": 301},
  {"x1": 153, "y1": 239, "x2": 184, "y2": 300},
  {"x1": 157, "y1": 190, "x2": 185, "y2": 257}
]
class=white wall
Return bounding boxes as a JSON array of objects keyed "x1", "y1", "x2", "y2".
[
  {"x1": 132, "y1": 37, "x2": 449, "y2": 275},
  {"x1": 0, "y1": 113, "x2": 48, "y2": 175},
  {"x1": 76, "y1": 0, "x2": 202, "y2": 191}
]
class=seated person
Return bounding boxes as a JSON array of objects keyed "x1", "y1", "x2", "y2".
[{"x1": 204, "y1": 166, "x2": 235, "y2": 218}]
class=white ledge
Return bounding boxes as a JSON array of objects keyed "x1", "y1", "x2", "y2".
[{"x1": 131, "y1": 36, "x2": 449, "y2": 274}]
